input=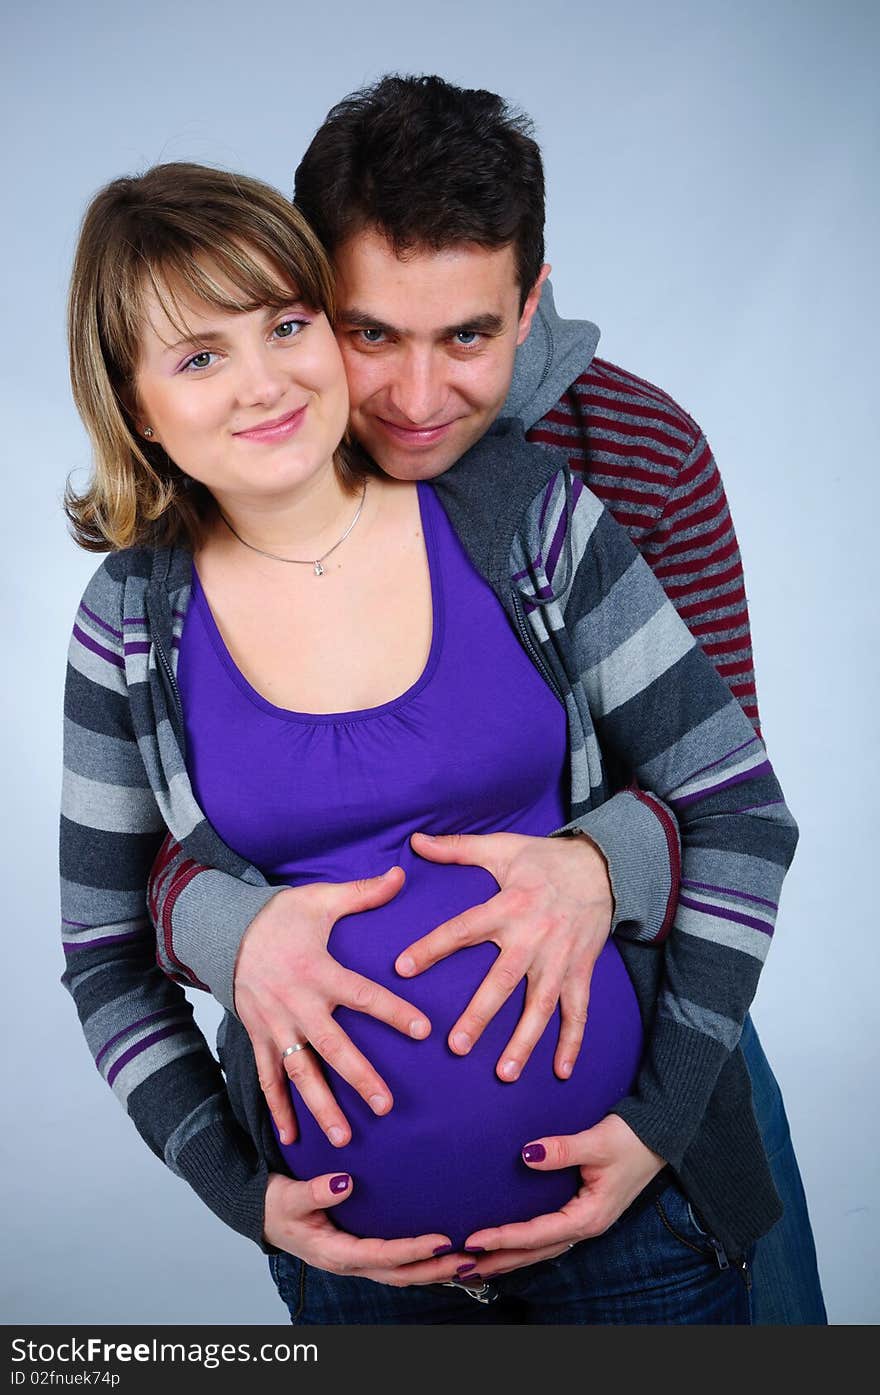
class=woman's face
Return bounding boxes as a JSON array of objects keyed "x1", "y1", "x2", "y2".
[{"x1": 134, "y1": 269, "x2": 349, "y2": 511}]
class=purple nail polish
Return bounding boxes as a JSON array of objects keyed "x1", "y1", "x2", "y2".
[
  {"x1": 329, "y1": 1173, "x2": 351, "y2": 1194},
  {"x1": 522, "y1": 1143, "x2": 546, "y2": 1163},
  {"x1": 433, "y1": 1244, "x2": 454, "y2": 1256},
  {"x1": 464, "y1": 1245, "x2": 486, "y2": 1255},
  {"x1": 456, "y1": 1262, "x2": 477, "y2": 1276}
]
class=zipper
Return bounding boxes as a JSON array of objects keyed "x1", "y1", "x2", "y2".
[
  {"x1": 707, "y1": 1235, "x2": 730, "y2": 1272},
  {"x1": 151, "y1": 608, "x2": 185, "y2": 732},
  {"x1": 511, "y1": 587, "x2": 563, "y2": 703}
]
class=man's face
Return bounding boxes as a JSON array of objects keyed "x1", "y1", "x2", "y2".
[{"x1": 333, "y1": 228, "x2": 548, "y2": 480}]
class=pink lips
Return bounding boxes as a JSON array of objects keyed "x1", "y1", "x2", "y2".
[
  {"x1": 377, "y1": 417, "x2": 457, "y2": 447},
  {"x1": 234, "y1": 405, "x2": 307, "y2": 443}
]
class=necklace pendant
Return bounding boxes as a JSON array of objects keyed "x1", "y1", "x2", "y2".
[{"x1": 313, "y1": 560, "x2": 325, "y2": 577}]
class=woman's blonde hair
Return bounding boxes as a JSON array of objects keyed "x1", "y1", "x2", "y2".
[{"x1": 66, "y1": 161, "x2": 361, "y2": 551}]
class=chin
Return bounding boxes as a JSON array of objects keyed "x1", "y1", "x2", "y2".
[
  {"x1": 368, "y1": 434, "x2": 480, "y2": 483},
  {"x1": 383, "y1": 455, "x2": 455, "y2": 482}
]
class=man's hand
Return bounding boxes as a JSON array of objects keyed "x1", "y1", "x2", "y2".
[
  {"x1": 397, "y1": 831, "x2": 614, "y2": 1082},
  {"x1": 458, "y1": 1115, "x2": 666, "y2": 1280},
  {"x1": 234, "y1": 867, "x2": 432, "y2": 1147},
  {"x1": 263, "y1": 1172, "x2": 470, "y2": 1286}
]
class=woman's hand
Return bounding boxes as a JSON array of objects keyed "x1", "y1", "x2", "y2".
[
  {"x1": 234, "y1": 867, "x2": 432, "y2": 1147},
  {"x1": 458, "y1": 1115, "x2": 666, "y2": 1280},
  {"x1": 263, "y1": 1172, "x2": 469, "y2": 1286},
  {"x1": 398, "y1": 831, "x2": 614, "y2": 1082}
]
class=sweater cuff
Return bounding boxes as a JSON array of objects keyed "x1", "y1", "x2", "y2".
[
  {"x1": 611, "y1": 1017, "x2": 729, "y2": 1168},
  {"x1": 175, "y1": 1115, "x2": 272, "y2": 1249},
  {"x1": 171, "y1": 871, "x2": 287, "y2": 1016},
  {"x1": 551, "y1": 788, "x2": 680, "y2": 944}
]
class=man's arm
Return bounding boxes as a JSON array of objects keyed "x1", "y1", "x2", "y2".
[
  {"x1": 553, "y1": 361, "x2": 762, "y2": 732},
  {"x1": 522, "y1": 471, "x2": 798, "y2": 1167}
]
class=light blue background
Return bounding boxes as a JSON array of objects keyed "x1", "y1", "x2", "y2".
[{"x1": 3, "y1": 0, "x2": 877, "y2": 1324}]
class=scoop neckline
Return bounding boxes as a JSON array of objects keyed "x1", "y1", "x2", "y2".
[{"x1": 189, "y1": 480, "x2": 445, "y2": 725}]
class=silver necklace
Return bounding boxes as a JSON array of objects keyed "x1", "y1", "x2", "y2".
[{"x1": 219, "y1": 480, "x2": 367, "y2": 576}]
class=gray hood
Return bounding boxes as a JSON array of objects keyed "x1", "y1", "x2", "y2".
[{"x1": 502, "y1": 279, "x2": 601, "y2": 430}]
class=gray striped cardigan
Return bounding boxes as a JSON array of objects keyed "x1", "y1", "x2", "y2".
[{"x1": 60, "y1": 419, "x2": 798, "y2": 1258}]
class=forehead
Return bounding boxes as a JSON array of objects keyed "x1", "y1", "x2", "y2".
[{"x1": 333, "y1": 228, "x2": 519, "y2": 326}]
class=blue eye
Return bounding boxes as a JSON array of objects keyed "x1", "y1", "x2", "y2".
[
  {"x1": 454, "y1": 331, "x2": 479, "y2": 346},
  {"x1": 359, "y1": 327, "x2": 385, "y2": 344}
]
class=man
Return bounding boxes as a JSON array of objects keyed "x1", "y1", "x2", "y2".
[{"x1": 149, "y1": 75, "x2": 824, "y2": 1322}]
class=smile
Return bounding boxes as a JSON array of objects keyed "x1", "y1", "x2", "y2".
[
  {"x1": 234, "y1": 405, "x2": 307, "y2": 443},
  {"x1": 376, "y1": 417, "x2": 458, "y2": 447}
]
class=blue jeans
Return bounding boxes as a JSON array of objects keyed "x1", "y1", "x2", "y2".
[
  {"x1": 268, "y1": 1178, "x2": 751, "y2": 1325},
  {"x1": 741, "y1": 1016, "x2": 827, "y2": 1324}
]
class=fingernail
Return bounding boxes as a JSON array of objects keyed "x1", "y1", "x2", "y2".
[
  {"x1": 499, "y1": 1059, "x2": 520, "y2": 1081},
  {"x1": 327, "y1": 1126, "x2": 347, "y2": 1146},
  {"x1": 522, "y1": 1143, "x2": 546, "y2": 1163},
  {"x1": 464, "y1": 1245, "x2": 486, "y2": 1255},
  {"x1": 559, "y1": 1060, "x2": 573, "y2": 1078},
  {"x1": 451, "y1": 1031, "x2": 472, "y2": 1054},
  {"x1": 278, "y1": 1130, "x2": 290, "y2": 1145},
  {"x1": 409, "y1": 1017, "x2": 429, "y2": 1038},
  {"x1": 369, "y1": 1094, "x2": 390, "y2": 1114},
  {"x1": 397, "y1": 955, "x2": 416, "y2": 976},
  {"x1": 329, "y1": 1174, "x2": 350, "y2": 1194},
  {"x1": 433, "y1": 1244, "x2": 454, "y2": 1256},
  {"x1": 456, "y1": 1262, "x2": 477, "y2": 1276},
  {"x1": 416, "y1": 832, "x2": 437, "y2": 840}
]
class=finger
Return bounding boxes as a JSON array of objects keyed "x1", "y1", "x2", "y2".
[
  {"x1": 346, "y1": 1232, "x2": 458, "y2": 1271},
  {"x1": 520, "y1": 1133, "x2": 582, "y2": 1171},
  {"x1": 296, "y1": 1013, "x2": 395, "y2": 1120},
  {"x1": 395, "y1": 899, "x2": 496, "y2": 978},
  {"x1": 553, "y1": 975, "x2": 591, "y2": 1080},
  {"x1": 491, "y1": 969, "x2": 563, "y2": 1081},
  {"x1": 320, "y1": 865, "x2": 406, "y2": 924},
  {"x1": 339, "y1": 968, "x2": 431, "y2": 1041},
  {"x1": 281, "y1": 1040, "x2": 356, "y2": 1145},
  {"x1": 465, "y1": 1208, "x2": 579, "y2": 1253},
  {"x1": 445, "y1": 945, "x2": 530, "y2": 1057},
  {"x1": 255, "y1": 1044, "x2": 300, "y2": 1145},
  {"x1": 472, "y1": 1242, "x2": 575, "y2": 1279},
  {"x1": 361, "y1": 1254, "x2": 474, "y2": 1287},
  {"x1": 410, "y1": 830, "x2": 515, "y2": 878},
  {"x1": 319, "y1": 1230, "x2": 460, "y2": 1280},
  {"x1": 298, "y1": 1171, "x2": 356, "y2": 1213}
]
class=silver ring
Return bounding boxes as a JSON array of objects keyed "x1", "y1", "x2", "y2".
[{"x1": 281, "y1": 1042, "x2": 309, "y2": 1060}]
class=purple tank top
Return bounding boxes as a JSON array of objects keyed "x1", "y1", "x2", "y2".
[{"x1": 178, "y1": 484, "x2": 643, "y2": 1248}]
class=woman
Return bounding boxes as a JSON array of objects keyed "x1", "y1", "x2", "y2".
[{"x1": 61, "y1": 162, "x2": 795, "y2": 1323}]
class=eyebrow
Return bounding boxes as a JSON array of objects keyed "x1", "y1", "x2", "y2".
[
  {"x1": 160, "y1": 302, "x2": 307, "y2": 354},
  {"x1": 340, "y1": 308, "x2": 506, "y2": 337}
]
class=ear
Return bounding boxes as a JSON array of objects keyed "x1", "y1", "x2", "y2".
[
  {"x1": 120, "y1": 386, "x2": 159, "y2": 447},
  {"x1": 516, "y1": 264, "x2": 551, "y2": 346}
]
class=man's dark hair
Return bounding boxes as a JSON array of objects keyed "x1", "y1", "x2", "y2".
[{"x1": 294, "y1": 74, "x2": 545, "y2": 306}]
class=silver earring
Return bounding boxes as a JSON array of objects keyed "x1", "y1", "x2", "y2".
[{"x1": 143, "y1": 427, "x2": 154, "y2": 439}]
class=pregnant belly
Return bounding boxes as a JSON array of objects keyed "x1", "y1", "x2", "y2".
[{"x1": 276, "y1": 864, "x2": 644, "y2": 1250}]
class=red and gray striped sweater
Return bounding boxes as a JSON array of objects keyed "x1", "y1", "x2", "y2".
[{"x1": 533, "y1": 358, "x2": 760, "y2": 733}]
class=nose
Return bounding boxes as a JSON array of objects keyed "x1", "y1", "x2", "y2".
[
  {"x1": 234, "y1": 343, "x2": 287, "y2": 409},
  {"x1": 389, "y1": 347, "x2": 448, "y2": 425}
]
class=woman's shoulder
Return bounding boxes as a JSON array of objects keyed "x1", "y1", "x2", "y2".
[
  {"x1": 71, "y1": 543, "x2": 177, "y2": 646},
  {"x1": 77, "y1": 543, "x2": 156, "y2": 600}
]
